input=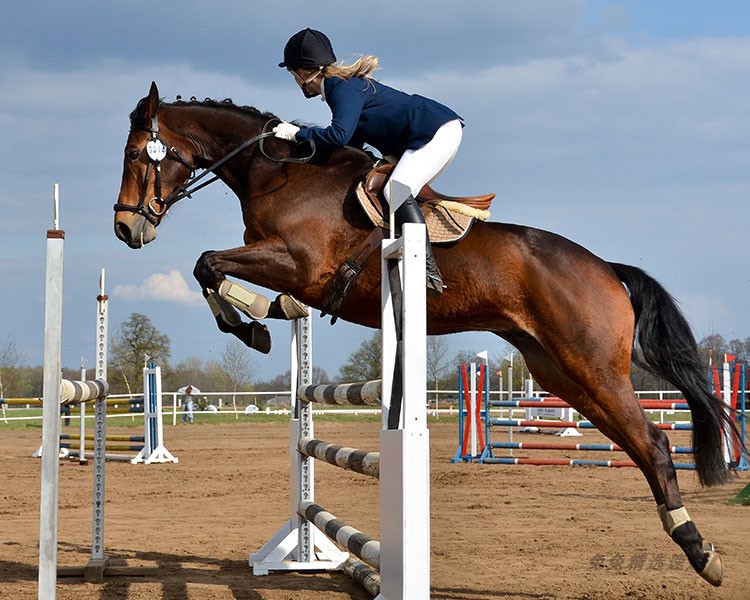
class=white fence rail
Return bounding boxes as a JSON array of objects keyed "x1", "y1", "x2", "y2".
[{"x1": 1, "y1": 387, "x2": 705, "y2": 426}]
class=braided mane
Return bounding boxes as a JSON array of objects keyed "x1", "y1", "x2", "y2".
[{"x1": 130, "y1": 94, "x2": 280, "y2": 128}]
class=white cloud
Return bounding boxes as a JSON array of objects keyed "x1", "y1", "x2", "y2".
[{"x1": 113, "y1": 270, "x2": 203, "y2": 305}]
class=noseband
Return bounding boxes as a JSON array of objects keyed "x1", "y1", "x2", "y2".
[{"x1": 113, "y1": 113, "x2": 315, "y2": 226}]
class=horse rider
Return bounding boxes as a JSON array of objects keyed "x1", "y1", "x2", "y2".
[{"x1": 274, "y1": 28, "x2": 464, "y2": 295}]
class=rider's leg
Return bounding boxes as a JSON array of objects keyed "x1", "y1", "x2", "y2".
[
  {"x1": 394, "y1": 196, "x2": 444, "y2": 294},
  {"x1": 384, "y1": 119, "x2": 463, "y2": 294}
]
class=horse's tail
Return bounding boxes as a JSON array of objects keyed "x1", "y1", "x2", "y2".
[{"x1": 609, "y1": 262, "x2": 737, "y2": 487}]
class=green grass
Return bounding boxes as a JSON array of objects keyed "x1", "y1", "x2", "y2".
[{"x1": 1, "y1": 405, "x2": 692, "y2": 433}]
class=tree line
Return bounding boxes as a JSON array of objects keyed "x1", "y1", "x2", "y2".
[{"x1": 0, "y1": 313, "x2": 745, "y2": 401}]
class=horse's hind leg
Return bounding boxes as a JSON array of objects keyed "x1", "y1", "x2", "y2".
[
  {"x1": 514, "y1": 336, "x2": 723, "y2": 586},
  {"x1": 581, "y1": 398, "x2": 723, "y2": 586}
]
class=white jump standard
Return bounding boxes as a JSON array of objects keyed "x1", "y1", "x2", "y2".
[
  {"x1": 250, "y1": 223, "x2": 431, "y2": 599},
  {"x1": 38, "y1": 197, "x2": 112, "y2": 599},
  {"x1": 37, "y1": 190, "x2": 162, "y2": 599}
]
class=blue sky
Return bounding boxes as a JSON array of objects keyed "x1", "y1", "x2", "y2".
[{"x1": 1, "y1": 1, "x2": 749, "y2": 382}]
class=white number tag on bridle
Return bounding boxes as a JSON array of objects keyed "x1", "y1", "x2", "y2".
[{"x1": 147, "y1": 139, "x2": 168, "y2": 162}]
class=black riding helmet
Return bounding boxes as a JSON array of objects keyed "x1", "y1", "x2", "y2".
[{"x1": 279, "y1": 28, "x2": 336, "y2": 70}]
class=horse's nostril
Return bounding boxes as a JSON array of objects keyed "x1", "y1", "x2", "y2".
[{"x1": 115, "y1": 221, "x2": 131, "y2": 243}]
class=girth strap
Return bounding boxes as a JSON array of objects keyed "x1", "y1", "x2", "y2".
[{"x1": 321, "y1": 227, "x2": 386, "y2": 323}]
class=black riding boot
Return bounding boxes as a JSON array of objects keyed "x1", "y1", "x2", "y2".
[{"x1": 394, "y1": 196, "x2": 445, "y2": 295}]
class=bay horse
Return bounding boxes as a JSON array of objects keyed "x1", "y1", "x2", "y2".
[{"x1": 114, "y1": 82, "x2": 736, "y2": 586}]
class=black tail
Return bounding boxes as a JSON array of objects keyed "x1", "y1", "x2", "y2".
[{"x1": 609, "y1": 262, "x2": 738, "y2": 486}]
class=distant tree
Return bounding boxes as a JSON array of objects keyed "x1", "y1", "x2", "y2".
[
  {"x1": 165, "y1": 356, "x2": 205, "y2": 391},
  {"x1": 0, "y1": 336, "x2": 28, "y2": 397},
  {"x1": 337, "y1": 332, "x2": 381, "y2": 382},
  {"x1": 262, "y1": 370, "x2": 292, "y2": 392},
  {"x1": 698, "y1": 334, "x2": 727, "y2": 366},
  {"x1": 220, "y1": 340, "x2": 256, "y2": 389},
  {"x1": 161, "y1": 356, "x2": 228, "y2": 393},
  {"x1": 17, "y1": 366, "x2": 43, "y2": 397},
  {"x1": 204, "y1": 360, "x2": 229, "y2": 390},
  {"x1": 312, "y1": 366, "x2": 330, "y2": 385},
  {"x1": 219, "y1": 339, "x2": 257, "y2": 414},
  {"x1": 109, "y1": 313, "x2": 171, "y2": 394},
  {"x1": 426, "y1": 336, "x2": 451, "y2": 407},
  {"x1": 727, "y1": 338, "x2": 750, "y2": 364},
  {"x1": 629, "y1": 360, "x2": 670, "y2": 393}
]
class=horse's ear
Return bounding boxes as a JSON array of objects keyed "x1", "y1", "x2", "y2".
[{"x1": 147, "y1": 81, "x2": 160, "y2": 118}]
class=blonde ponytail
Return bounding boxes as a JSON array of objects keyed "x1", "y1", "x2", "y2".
[{"x1": 325, "y1": 55, "x2": 380, "y2": 80}]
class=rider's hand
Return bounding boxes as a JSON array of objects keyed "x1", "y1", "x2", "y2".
[{"x1": 273, "y1": 122, "x2": 300, "y2": 142}]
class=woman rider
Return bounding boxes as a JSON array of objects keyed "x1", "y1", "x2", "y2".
[{"x1": 273, "y1": 28, "x2": 464, "y2": 295}]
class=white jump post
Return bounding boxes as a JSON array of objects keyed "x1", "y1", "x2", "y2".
[
  {"x1": 38, "y1": 186, "x2": 111, "y2": 597},
  {"x1": 38, "y1": 184, "x2": 65, "y2": 600},
  {"x1": 250, "y1": 223, "x2": 430, "y2": 599},
  {"x1": 249, "y1": 314, "x2": 350, "y2": 574},
  {"x1": 131, "y1": 361, "x2": 177, "y2": 464},
  {"x1": 378, "y1": 223, "x2": 430, "y2": 599},
  {"x1": 88, "y1": 268, "x2": 109, "y2": 578}
]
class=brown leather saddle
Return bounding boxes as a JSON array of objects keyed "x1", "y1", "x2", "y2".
[
  {"x1": 356, "y1": 163, "x2": 494, "y2": 244},
  {"x1": 322, "y1": 163, "x2": 495, "y2": 323}
]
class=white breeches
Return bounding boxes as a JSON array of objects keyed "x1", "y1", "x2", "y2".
[{"x1": 383, "y1": 118, "x2": 463, "y2": 208}]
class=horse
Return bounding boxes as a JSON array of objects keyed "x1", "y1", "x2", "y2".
[{"x1": 114, "y1": 82, "x2": 736, "y2": 586}]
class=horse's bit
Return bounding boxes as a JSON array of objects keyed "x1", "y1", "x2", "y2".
[{"x1": 113, "y1": 114, "x2": 315, "y2": 225}]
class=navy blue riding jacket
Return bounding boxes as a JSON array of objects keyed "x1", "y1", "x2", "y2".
[{"x1": 294, "y1": 76, "x2": 462, "y2": 157}]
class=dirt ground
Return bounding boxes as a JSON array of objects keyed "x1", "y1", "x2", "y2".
[{"x1": 1, "y1": 420, "x2": 748, "y2": 600}]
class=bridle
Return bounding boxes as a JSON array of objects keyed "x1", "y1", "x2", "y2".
[{"x1": 113, "y1": 112, "x2": 315, "y2": 226}]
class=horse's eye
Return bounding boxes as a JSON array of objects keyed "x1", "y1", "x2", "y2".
[{"x1": 127, "y1": 148, "x2": 141, "y2": 161}]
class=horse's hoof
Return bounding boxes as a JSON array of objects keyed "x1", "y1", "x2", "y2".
[
  {"x1": 249, "y1": 322, "x2": 272, "y2": 354},
  {"x1": 277, "y1": 294, "x2": 309, "y2": 320},
  {"x1": 699, "y1": 549, "x2": 723, "y2": 587},
  {"x1": 235, "y1": 322, "x2": 272, "y2": 354}
]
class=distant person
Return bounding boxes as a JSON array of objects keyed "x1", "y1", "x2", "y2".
[
  {"x1": 61, "y1": 404, "x2": 71, "y2": 427},
  {"x1": 182, "y1": 386, "x2": 195, "y2": 424}
]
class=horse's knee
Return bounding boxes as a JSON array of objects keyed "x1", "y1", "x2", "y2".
[{"x1": 193, "y1": 250, "x2": 222, "y2": 289}]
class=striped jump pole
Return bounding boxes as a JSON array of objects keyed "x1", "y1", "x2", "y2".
[
  {"x1": 298, "y1": 437, "x2": 380, "y2": 478},
  {"x1": 467, "y1": 362, "x2": 746, "y2": 477},
  {"x1": 343, "y1": 557, "x2": 381, "y2": 598},
  {"x1": 60, "y1": 434, "x2": 145, "y2": 443},
  {"x1": 482, "y1": 456, "x2": 698, "y2": 469},
  {"x1": 490, "y1": 399, "x2": 691, "y2": 411},
  {"x1": 487, "y1": 418, "x2": 694, "y2": 431},
  {"x1": 476, "y1": 380, "x2": 711, "y2": 469},
  {"x1": 298, "y1": 501, "x2": 380, "y2": 570},
  {"x1": 489, "y1": 441, "x2": 693, "y2": 454},
  {"x1": 298, "y1": 380, "x2": 381, "y2": 406}
]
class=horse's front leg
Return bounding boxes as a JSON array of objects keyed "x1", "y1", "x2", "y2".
[{"x1": 193, "y1": 242, "x2": 309, "y2": 354}]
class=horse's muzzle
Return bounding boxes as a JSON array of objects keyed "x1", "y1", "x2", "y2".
[{"x1": 114, "y1": 214, "x2": 157, "y2": 249}]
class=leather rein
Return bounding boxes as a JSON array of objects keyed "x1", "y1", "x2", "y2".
[{"x1": 113, "y1": 114, "x2": 315, "y2": 225}]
